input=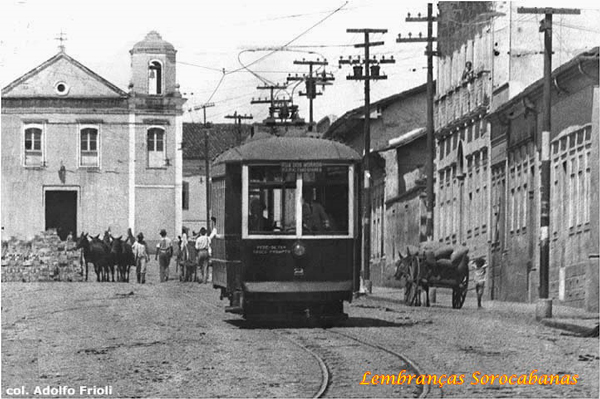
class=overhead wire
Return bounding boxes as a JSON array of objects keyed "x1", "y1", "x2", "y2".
[
  {"x1": 229, "y1": 1, "x2": 348, "y2": 76},
  {"x1": 191, "y1": 1, "x2": 349, "y2": 119}
]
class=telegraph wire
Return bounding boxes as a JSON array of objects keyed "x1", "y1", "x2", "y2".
[{"x1": 178, "y1": 61, "x2": 225, "y2": 72}]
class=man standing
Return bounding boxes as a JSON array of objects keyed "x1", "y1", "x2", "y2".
[
  {"x1": 155, "y1": 229, "x2": 173, "y2": 283},
  {"x1": 132, "y1": 233, "x2": 149, "y2": 284},
  {"x1": 195, "y1": 227, "x2": 210, "y2": 284}
]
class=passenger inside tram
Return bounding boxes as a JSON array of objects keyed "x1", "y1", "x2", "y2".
[
  {"x1": 302, "y1": 187, "x2": 331, "y2": 232},
  {"x1": 248, "y1": 198, "x2": 274, "y2": 232}
]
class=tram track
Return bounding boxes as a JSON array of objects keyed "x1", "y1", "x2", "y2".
[
  {"x1": 275, "y1": 327, "x2": 429, "y2": 398},
  {"x1": 327, "y1": 328, "x2": 430, "y2": 398},
  {"x1": 180, "y1": 287, "x2": 431, "y2": 398}
]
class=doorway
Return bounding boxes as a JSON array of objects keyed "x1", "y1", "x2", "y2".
[{"x1": 45, "y1": 190, "x2": 77, "y2": 240}]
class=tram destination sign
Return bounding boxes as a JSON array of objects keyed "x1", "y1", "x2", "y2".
[{"x1": 282, "y1": 161, "x2": 322, "y2": 173}]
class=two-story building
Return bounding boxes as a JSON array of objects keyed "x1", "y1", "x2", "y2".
[{"x1": 1, "y1": 31, "x2": 185, "y2": 248}]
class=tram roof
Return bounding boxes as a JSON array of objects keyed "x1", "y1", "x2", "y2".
[{"x1": 213, "y1": 136, "x2": 361, "y2": 164}]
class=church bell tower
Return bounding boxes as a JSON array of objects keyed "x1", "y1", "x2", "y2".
[{"x1": 129, "y1": 31, "x2": 178, "y2": 97}]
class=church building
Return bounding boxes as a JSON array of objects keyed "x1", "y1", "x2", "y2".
[{"x1": 1, "y1": 31, "x2": 186, "y2": 247}]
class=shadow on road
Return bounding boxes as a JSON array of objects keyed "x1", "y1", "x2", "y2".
[{"x1": 224, "y1": 316, "x2": 415, "y2": 330}]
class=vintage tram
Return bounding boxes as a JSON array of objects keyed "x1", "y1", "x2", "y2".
[{"x1": 210, "y1": 136, "x2": 361, "y2": 321}]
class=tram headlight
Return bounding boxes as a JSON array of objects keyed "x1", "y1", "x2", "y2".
[{"x1": 291, "y1": 241, "x2": 307, "y2": 259}]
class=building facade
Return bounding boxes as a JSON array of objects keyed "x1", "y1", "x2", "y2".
[
  {"x1": 377, "y1": 128, "x2": 427, "y2": 275},
  {"x1": 435, "y1": 2, "x2": 599, "y2": 307},
  {"x1": 487, "y1": 48, "x2": 599, "y2": 311},
  {"x1": 1, "y1": 31, "x2": 185, "y2": 247},
  {"x1": 324, "y1": 84, "x2": 428, "y2": 286}
]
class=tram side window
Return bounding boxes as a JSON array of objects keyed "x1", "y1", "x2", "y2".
[
  {"x1": 302, "y1": 165, "x2": 349, "y2": 235},
  {"x1": 248, "y1": 165, "x2": 296, "y2": 235}
]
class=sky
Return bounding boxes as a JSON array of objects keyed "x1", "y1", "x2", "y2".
[{"x1": 1, "y1": 0, "x2": 599, "y2": 125}]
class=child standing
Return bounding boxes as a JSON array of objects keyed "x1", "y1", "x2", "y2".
[{"x1": 473, "y1": 257, "x2": 488, "y2": 309}]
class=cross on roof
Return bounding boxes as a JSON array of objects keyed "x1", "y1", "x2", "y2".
[{"x1": 55, "y1": 30, "x2": 67, "y2": 52}]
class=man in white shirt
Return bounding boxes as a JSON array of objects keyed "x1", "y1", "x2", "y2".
[
  {"x1": 195, "y1": 227, "x2": 210, "y2": 284},
  {"x1": 155, "y1": 229, "x2": 173, "y2": 283}
]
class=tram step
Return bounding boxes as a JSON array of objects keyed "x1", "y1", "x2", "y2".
[{"x1": 225, "y1": 305, "x2": 244, "y2": 314}]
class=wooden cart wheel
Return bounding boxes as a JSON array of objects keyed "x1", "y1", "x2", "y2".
[
  {"x1": 452, "y1": 272, "x2": 469, "y2": 309},
  {"x1": 404, "y1": 256, "x2": 421, "y2": 307}
]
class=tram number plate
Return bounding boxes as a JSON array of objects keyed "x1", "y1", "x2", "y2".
[{"x1": 294, "y1": 268, "x2": 304, "y2": 277}]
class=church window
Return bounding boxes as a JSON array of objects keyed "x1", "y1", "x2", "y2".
[
  {"x1": 80, "y1": 127, "x2": 99, "y2": 167},
  {"x1": 54, "y1": 81, "x2": 69, "y2": 96},
  {"x1": 147, "y1": 127, "x2": 165, "y2": 168},
  {"x1": 24, "y1": 125, "x2": 43, "y2": 166},
  {"x1": 148, "y1": 61, "x2": 163, "y2": 95}
]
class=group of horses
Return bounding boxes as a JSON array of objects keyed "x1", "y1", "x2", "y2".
[{"x1": 75, "y1": 230, "x2": 136, "y2": 283}]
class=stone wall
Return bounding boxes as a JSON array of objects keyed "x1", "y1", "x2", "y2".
[{"x1": 1, "y1": 230, "x2": 83, "y2": 283}]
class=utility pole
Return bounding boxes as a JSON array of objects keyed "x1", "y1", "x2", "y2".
[
  {"x1": 517, "y1": 7, "x2": 580, "y2": 316},
  {"x1": 193, "y1": 102, "x2": 215, "y2": 229},
  {"x1": 287, "y1": 59, "x2": 335, "y2": 132},
  {"x1": 340, "y1": 29, "x2": 395, "y2": 294},
  {"x1": 225, "y1": 111, "x2": 253, "y2": 145},
  {"x1": 194, "y1": 102, "x2": 215, "y2": 126},
  {"x1": 397, "y1": 4, "x2": 437, "y2": 242},
  {"x1": 251, "y1": 84, "x2": 288, "y2": 121}
]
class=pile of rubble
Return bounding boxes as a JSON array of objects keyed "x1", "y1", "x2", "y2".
[{"x1": 1, "y1": 230, "x2": 84, "y2": 283}]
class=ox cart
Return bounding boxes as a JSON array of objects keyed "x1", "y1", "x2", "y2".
[{"x1": 396, "y1": 243, "x2": 470, "y2": 309}]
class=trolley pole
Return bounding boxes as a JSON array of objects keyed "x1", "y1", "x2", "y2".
[
  {"x1": 340, "y1": 29, "x2": 394, "y2": 294},
  {"x1": 517, "y1": 7, "x2": 580, "y2": 318},
  {"x1": 194, "y1": 102, "x2": 215, "y2": 229},
  {"x1": 397, "y1": 3, "x2": 437, "y2": 242}
]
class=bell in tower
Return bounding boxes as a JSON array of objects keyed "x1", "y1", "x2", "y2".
[{"x1": 130, "y1": 31, "x2": 177, "y2": 97}]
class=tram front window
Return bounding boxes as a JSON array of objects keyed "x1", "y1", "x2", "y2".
[
  {"x1": 248, "y1": 165, "x2": 296, "y2": 235},
  {"x1": 302, "y1": 165, "x2": 349, "y2": 235}
]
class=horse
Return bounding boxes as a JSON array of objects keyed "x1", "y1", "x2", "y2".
[
  {"x1": 394, "y1": 247, "x2": 431, "y2": 307},
  {"x1": 90, "y1": 234, "x2": 111, "y2": 281},
  {"x1": 395, "y1": 244, "x2": 470, "y2": 309},
  {"x1": 125, "y1": 228, "x2": 136, "y2": 246},
  {"x1": 110, "y1": 236, "x2": 135, "y2": 283},
  {"x1": 76, "y1": 233, "x2": 110, "y2": 282}
]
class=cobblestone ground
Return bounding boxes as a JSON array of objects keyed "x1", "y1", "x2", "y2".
[
  {"x1": 347, "y1": 295, "x2": 599, "y2": 398},
  {"x1": 2, "y1": 260, "x2": 598, "y2": 398},
  {"x1": 2, "y1": 261, "x2": 321, "y2": 398}
]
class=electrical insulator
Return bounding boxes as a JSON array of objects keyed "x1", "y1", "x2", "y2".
[{"x1": 353, "y1": 65, "x2": 363, "y2": 78}]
